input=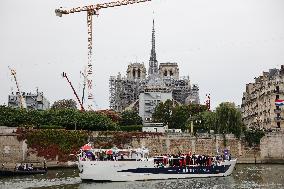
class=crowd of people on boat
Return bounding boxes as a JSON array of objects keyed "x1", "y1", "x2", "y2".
[
  {"x1": 14, "y1": 163, "x2": 34, "y2": 171},
  {"x1": 80, "y1": 150, "x2": 129, "y2": 161},
  {"x1": 154, "y1": 153, "x2": 232, "y2": 168},
  {"x1": 80, "y1": 146, "x2": 232, "y2": 167},
  {"x1": 13, "y1": 160, "x2": 47, "y2": 171}
]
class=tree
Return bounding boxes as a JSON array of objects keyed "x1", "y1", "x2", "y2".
[
  {"x1": 152, "y1": 99, "x2": 173, "y2": 126},
  {"x1": 215, "y1": 102, "x2": 244, "y2": 138},
  {"x1": 187, "y1": 104, "x2": 208, "y2": 116},
  {"x1": 96, "y1": 110, "x2": 121, "y2": 123},
  {"x1": 170, "y1": 105, "x2": 189, "y2": 130},
  {"x1": 51, "y1": 99, "x2": 77, "y2": 110},
  {"x1": 186, "y1": 111, "x2": 218, "y2": 134},
  {"x1": 152, "y1": 102, "x2": 208, "y2": 131},
  {"x1": 200, "y1": 111, "x2": 217, "y2": 133},
  {"x1": 244, "y1": 129, "x2": 265, "y2": 147},
  {"x1": 119, "y1": 110, "x2": 142, "y2": 126}
]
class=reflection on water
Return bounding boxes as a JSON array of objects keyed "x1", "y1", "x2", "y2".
[
  {"x1": 0, "y1": 169, "x2": 80, "y2": 189},
  {"x1": 0, "y1": 164, "x2": 284, "y2": 189}
]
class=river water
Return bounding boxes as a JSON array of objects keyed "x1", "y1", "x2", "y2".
[{"x1": 1, "y1": 164, "x2": 284, "y2": 189}]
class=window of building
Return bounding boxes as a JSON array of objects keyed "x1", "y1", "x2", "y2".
[
  {"x1": 137, "y1": 69, "x2": 141, "y2": 78},
  {"x1": 164, "y1": 71, "x2": 167, "y2": 76}
]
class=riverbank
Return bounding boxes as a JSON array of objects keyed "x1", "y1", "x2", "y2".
[{"x1": 1, "y1": 129, "x2": 284, "y2": 166}]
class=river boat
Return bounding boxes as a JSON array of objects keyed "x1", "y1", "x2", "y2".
[
  {"x1": 77, "y1": 144, "x2": 237, "y2": 182},
  {"x1": 0, "y1": 162, "x2": 47, "y2": 177},
  {"x1": 0, "y1": 168, "x2": 47, "y2": 177}
]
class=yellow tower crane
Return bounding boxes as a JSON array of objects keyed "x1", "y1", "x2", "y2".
[{"x1": 55, "y1": 0, "x2": 152, "y2": 110}]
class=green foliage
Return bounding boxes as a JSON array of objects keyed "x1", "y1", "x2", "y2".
[
  {"x1": 96, "y1": 110, "x2": 121, "y2": 123},
  {"x1": 152, "y1": 101, "x2": 245, "y2": 137},
  {"x1": 0, "y1": 106, "x2": 116, "y2": 131},
  {"x1": 152, "y1": 99, "x2": 173, "y2": 126},
  {"x1": 51, "y1": 99, "x2": 77, "y2": 110},
  {"x1": 170, "y1": 105, "x2": 190, "y2": 130},
  {"x1": 215, "y1": 102, "x2": 244, "y2": 138},
  {"x1": 118, "y1": 125, "x2": 143, "y2": 132},
  {"x1": 152, "y1": 102, "x2": 208, "y2": 131},
  {"x1": 244, "y1": 129, "x2": 265, "y2": 147},
  {"x1": 119, "y1": 110, "x2": 142, "y2": 126},
  {"x1": 199, "y1": 111, "x2": 217, "y2": 132}
]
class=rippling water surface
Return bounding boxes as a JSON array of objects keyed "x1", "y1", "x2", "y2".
[{"x1": 1, "y1": 164, "x2": 284, "y2": 189}]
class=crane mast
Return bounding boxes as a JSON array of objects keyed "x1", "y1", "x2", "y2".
[
  {"x1": 56, "y1": 0, "x2": 152, "y2": 110},
  {"x1": 8, "y1": 67, "x2": 27, "y2": 109},
  {"x1": 80, "y1": 68, "x2": 88, "y2": 107}
]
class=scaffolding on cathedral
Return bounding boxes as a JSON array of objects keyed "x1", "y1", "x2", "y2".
[{"x1": 109, "y1": 20, "x2": 200, "y2": 113}]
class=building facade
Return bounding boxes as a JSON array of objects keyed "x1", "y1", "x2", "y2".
[
  {"x1": 8, "y1": 91, "x2": 50, "y2": 110},
  {"x1": 109, "y1": 20, "x2": 200, "y2": 122},
  {"x1": 241, "y1": 66, "x2": 284, "y2": 130}
]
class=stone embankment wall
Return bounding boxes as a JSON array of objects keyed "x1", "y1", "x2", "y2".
[
  {"x1": 129, "y1": 134, "x2": 260, "y2": 164},
  {"x1": 1, "y1": 131, "x2": 284, "y2": 168},
  {"x1": 0, "y1": 133, "x2": 27, "y2": 166},
  {"x1": 260, "y1": 133, "x2": 284, "y2": 163}
]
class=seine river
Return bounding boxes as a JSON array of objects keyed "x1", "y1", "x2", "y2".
[{"x1": 1, "y1": 164, "x2": 284, "y2": 189}]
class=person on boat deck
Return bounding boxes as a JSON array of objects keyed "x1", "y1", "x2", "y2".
[
  {"x1": 24, "y1": 163, "x2": 28, "y2": 170},
  {"x1": 158, "y1": 162, "x2": 164, "y2": 168},
  {"x1": 113, "y1": 152, "x2": 118, "y2": 161},
  {"x1": 28, "y1": 164, "x2": 33, "y2": 170}
]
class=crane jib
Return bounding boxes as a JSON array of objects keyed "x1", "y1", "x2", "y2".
[{"x1": 55, "y1": 0, "x2": 152, "y2": 15}]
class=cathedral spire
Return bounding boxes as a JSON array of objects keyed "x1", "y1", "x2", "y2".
[{"x1": 148, "y1": 19, "x2": 158, "y2": 76}]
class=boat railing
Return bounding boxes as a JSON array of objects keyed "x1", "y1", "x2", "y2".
[{"x1": 78, "y1": 148, "x2": 150, "y2": 162}]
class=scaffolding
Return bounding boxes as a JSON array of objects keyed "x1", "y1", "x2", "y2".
[{"x1": 109, "y1": 70, "x2": 200, "y2": 112}]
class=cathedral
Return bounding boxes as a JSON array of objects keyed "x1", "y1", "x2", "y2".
[{"x1": 109, "y1": 20, "x2": 200, "y2": 122}]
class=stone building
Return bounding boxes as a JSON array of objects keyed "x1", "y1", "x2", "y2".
[
  {"x1": 241, "y1": 66, "x2": 284, "y2": 130},
  {"x1": 8, "y1": 90, "x2": 50, "y2": 110},
  {"x1": 109, "y1": 20, "x2": 200, "y2": 121},
  {"x1": 126, "y1": 63, "x2": 147, "y2": 80},
  {"x1": 159, "y1": 63, "x2": 179, "y2": 80}
]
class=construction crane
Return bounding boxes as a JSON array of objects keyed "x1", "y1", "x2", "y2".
[
  {"x1": 80, "y1": 68, "x2": 88, "y2": 107},
  {"x1": 8, "y1": 67, "x2": 27, "y2": 109},
  {"x1": 205, "y1": 94, "x2": 211, "y2": 111},
  {"x1": 55, "y1": 0, "x2": 152, "y2": 110},
  {"x1": 62, "y1": 72, "x2": 85, "y2": 111}
]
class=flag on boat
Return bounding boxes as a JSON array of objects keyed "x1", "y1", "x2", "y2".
[{"x1": 275, "y1": 99, "x2": 284, "y2": 106}]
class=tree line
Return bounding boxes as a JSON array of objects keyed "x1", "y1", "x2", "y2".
[
  {"x1": 0, "y1": 99, "x2": 143, "y2": 131},
  {"x1": 1, "y1": 98, "x2": 264, "y2": 145},
  {"x1": 152, "y1": 100, "x2": 245, "y2": 138},
  {"x1": 0, "y1": 100, "x2": 245, "y2": 136},
  {"x1": 0, "y1": 105, "x2": 117, "y2": 131}
]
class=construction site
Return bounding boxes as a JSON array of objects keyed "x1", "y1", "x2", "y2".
[{"x1": 7, "y1": 0, "x2": 200, "y2": 122}]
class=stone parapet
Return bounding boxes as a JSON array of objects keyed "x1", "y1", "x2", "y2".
[{"x1": 1, "y1": 132, "x2": 284, "y2": 167}]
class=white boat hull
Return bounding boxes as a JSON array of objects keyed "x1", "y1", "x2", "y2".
[{"x1": 78, "y1": 159, "x2": 237, "y2": 182}]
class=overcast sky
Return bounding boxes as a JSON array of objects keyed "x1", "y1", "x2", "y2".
[{"x1": 1, "y1": 0, "x2": 284, "y2": 110}]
